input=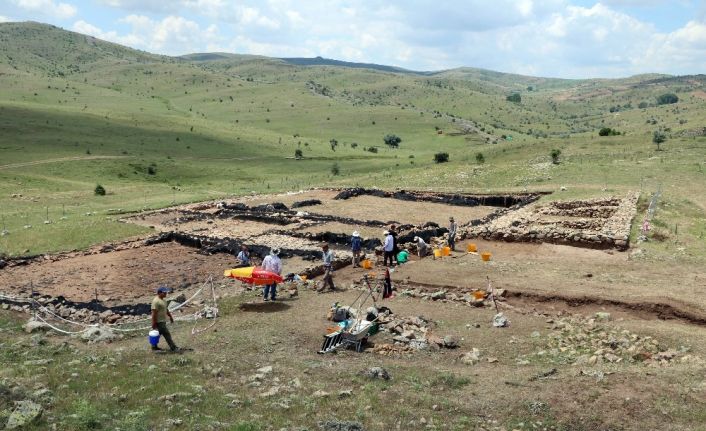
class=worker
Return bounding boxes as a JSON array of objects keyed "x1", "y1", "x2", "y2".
[
  {"x1": 448, "y1": 217, "x2": 458, "y2": 251},
  {"x1": 319, "y1": 243, "x2": 336, "y2": 292},
  {"x1": 383, "y1": 230, "x2": 394, "y2": 267},
  {"x1": 236, "y1": 245, "x2": 250, "y2": 267},
  {"x1": 262, "y1": 248, "x2": 282, "y2": 301},
  {"x1": 390, "y1": 225, "x2": 400, "y2": 265},
  {"x1": 151, "y1": 286, "x2": 179, "y2": 352},
  {"x1": 382, "y1": 267, "x2": 393, "y2": 298},
  {"x1": 397, "y1": 248, "x2": 409, "y2": 264},
  {"x1": 414, "y1": 236, "x2": 429, "y2": 257},
  {"x1": 351, "y1": 231, "x2": 362, "y2": 267}
]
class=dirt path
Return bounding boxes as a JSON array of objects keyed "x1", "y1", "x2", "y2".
[{"x1": 0, "y1": 155, "x2": 127, "y2": 170}]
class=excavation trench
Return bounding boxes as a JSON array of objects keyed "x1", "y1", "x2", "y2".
[{"x1": 400, "y1": 281, "x2": 706, "y2": 327}]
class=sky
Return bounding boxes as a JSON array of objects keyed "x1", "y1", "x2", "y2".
[{"x1": 1, "y1": 0, "x2": 705, "y2": 78}]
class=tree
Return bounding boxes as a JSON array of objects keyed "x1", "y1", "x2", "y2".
[
  {"x1": 653, "y1": 130, "x2": 666, "y2": 151},
  {"x1": 599, "y1": 127, "x2": 620, "y2": 136},
  {"x1": 94, "y1": 184, "x2": 106, "y2": 196},
  {"x1": 506, "y1": 93, "x2": 521, "y2": 103},
  {"x1": 638, "y1": 101, "x2": 649, "y2": 109},
  {"x1": 434, "y1": 152, "x2": 449, "y2": 163},
  {"x1": 475, "y1": 152, "x2": 485, "y2": 164},
  {"x1": 550, "y1": 149, "x2": 561, "y2": 164},
  {"x1": 294, "y1": 149, "x2": 303, "y2": 159},
  {"x1": 331, "y1": 162, "x2": 340, "y2": 175},
  {"x1": 383, "y1": 134, "x2": 401, "y2": 148},
  {"x1": 656, "y1": 93, "x2": 678, "y2": 105},
  {"x1": 329, "y1": 139, "x2": 338, "y2": 151}
]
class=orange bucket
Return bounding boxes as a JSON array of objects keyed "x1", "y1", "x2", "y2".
[
  {"x1": 473, "y1": 290, "x2": 486, "y2": 300},
  {"x1": 433, "y1": 249, "x2": 442, "y2": 258},
  {"x1": 362, "y1": 259, "x2": 373, "y2": 269},
  {"x1": 481, "y1": 252, "x2": 492, "y2": 262},
  {"x1": 442, "y1": 246, "x2": 451, "y2": 256},
  {"x1": 467, "y1": 243, "x2": 477, "y2": 253},
  {"x1": 299, "y1": 275, "x2": 308, "y2": 281}
]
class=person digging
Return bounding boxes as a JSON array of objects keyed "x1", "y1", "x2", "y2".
[
  {"x1": 151, "y1": 286, "x2": 180, "y2": 352},
  {"x1": 318, "y1": 243, "x2": 336, "y2": 292}
]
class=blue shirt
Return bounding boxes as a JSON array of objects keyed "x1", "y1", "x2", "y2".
[{"x1": 351, "y1": 236, "x2": 362, "y2": 251}]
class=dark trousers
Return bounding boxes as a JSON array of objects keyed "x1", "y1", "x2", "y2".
[
  {"x1": 448, "y1": 235, "x2": 456, "y2": 250},
  {"x1": 384, "y1": 251, "x2": 394, "y2": 266},
  {"x1": 321, "y1": 266, "x2": 335, "y2": 290},
  {"x1": 264, "y1": 283, "x2": 277, "y2": 300},
  {"x1": 155, "y1": 321, "x2": 177, "y2": 350}
]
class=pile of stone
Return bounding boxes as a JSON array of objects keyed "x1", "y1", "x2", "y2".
[
  {"x1": 379, "y1": 315, "x2": 460, "y2": 352},
  {"x1": 465, "y1": 193, "x2": 639, "y2": 250},
  {"x1": 536, "y1": 313, "x2": 700, "y2": 367},
  {"x1": 397, "y1": 287, "x2": 506, "y2": 307}
]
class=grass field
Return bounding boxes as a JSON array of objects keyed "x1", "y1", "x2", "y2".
[{"x1": 2, "y1": 21, "x2": 706, "y2": 431}]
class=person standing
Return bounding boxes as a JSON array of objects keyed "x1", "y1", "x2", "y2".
[
  {"x1": 382, "y1": 267, "x2": 393, "y2": 299},
  {"x1": 383, "y1": 230, "x2": 394, "y2": 267},
  {"x1": 448, "y1": 217, "x2": 458, "y2": 251},
  {"x1": 319, "y1": 243, "x2": 336, "y2": 291},
  {"x1": 390, "y1": 225, "x2": 400, "y2": 265},
  {"x1": 262, "y1": 248, "x2": 282, "y2": 301},
  {"x1": 151, "y1": 286, "x2": 179, "y2": 352},
  {"x1": 236, "y1": 245, "x2": 250, "y2": 267},
  {"x1": 414, "y1": 236, "x2": 429, "y2": 257},
  {"x1": 351, "y1": 231, "x2": 362, "y2": 267}
]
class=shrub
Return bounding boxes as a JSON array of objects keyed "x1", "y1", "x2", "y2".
[
  {"x1": 383, "y1": 134, "x2": 402, "y2": 148},
  {"x1": 147, "y1": 165, "x2": 156, "y2": 175},
  {"x1": 294, "y1": 149, "x2": 303, "y2": 159},
  {"x1": 366, "y1": 146, "x2": 378, "y2": 153},
  {"x1": 94, "y1": 184, "x2": 106, "y2": 196},
  {"x1": 331, "y1": 162, "x2": 340, "y2": 175},
  {"x1": 550, "y1": 149, "x2": 561, "y2": 164},
  {"x1": 656, "y1": 93, "x2": 678, "y2": 105},
  {"x1": 506, "y1": 93, "x2": 521, "y2": 103},
  {"x1": 329, "y1": 139, "x2": 338, "y2": 151},
  {"x1": 598, "y1": 127, "x2": 620, "y2": 136},
  {"x1": 638, "y1": 101, "x2": 649, "y2": 109},
  {"x1": 475, "y1": 152, "x2": 485, "y2": 164},
  {"x1": 653, "y1": 130, "x2": 666, "y2": 150},
  {"x1": 434, "y1": 152, "x2": 449, "y2": 163}
]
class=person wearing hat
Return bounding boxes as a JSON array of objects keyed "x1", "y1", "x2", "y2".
[
  {"x1": 351, "y1": 231, "x2": 362, "y2": 268},
  {"x1": 319, "y1": 243, "x2": 336, "y2": 292},
  {"x1": 235, "y1": 245, "x2": 250, "y2": 267},
  {"x1": 448, "y1": 217, "x2": 458, "y2": 251},
  {"x1": 151, "y1": 286, "x2": 179, "y2": 352},
  {"x1": 414, "y1": 236, "x2": 429, "y2": 258},
  {"x1": 383, "y1": 230, "x2": 394, "y2": 267},
  {"x1": 262, "y1": 248, "x2": 282, "y2": 301}
]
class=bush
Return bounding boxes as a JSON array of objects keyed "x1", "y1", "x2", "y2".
[
  {"x1": 94, "y1": 184, "x2": 106, "y2": 196},
  {"x1": 331, "y1": 162, "x2": 340, "y2": 175},
  {"x1": 475, "y1": 152, "x2": 485, "y2": 164},
  {"x1": 366, "y1": 146, "x2": 378, "y2": 153},
  {"x1": 506, "y1": 93, "x2": 521, "y2": 103},
  {"x1": 653, "y1": 130, "x2": 666, "y2": 150},
  {"x1": 294, "y1": 149, "x2": 303, "y2": 159},
  {"x1": 598, "y1": 127, "x2": 620, "y2": 136},
  {"x1": 147, "y1": 165, "x2": 156, "y2": 175},
  {"x1": 383, "y1": 134, "x2": 402, "y2": 148},
  {"x1": 656, "y1": 93, "x2": 678, "y2": 105},
  {"x1": 638, "y1": 101, "x2": 649, "y2": 109},
  {"x1": 550, "y1": 149, "x2": 561, "y2": 164},
  {"x1": 434, "y1": 152, "x2": 449, "y2": 163}
]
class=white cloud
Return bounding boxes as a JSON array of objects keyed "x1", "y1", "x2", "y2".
[
  {"x1": 0, "y1": 16, "x2": 11, "y2": 23},
  {"x1": 119, "y1": 15, "x2": 222, "y2": 54},
  {"x1": 13, "y1": 0, "x2": 77, "y2": 19}
]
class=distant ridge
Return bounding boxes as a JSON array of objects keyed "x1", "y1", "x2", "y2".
[{"x1": 278, "y1": 56, "x2": 433, "y2": 75}]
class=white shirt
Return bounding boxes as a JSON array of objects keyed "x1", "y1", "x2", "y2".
[
  {"x1": 323, "y1": 249, "x2": 334, "y2": 266},
  {"x1": 262, "y1": 254, "x2": 282, "y2": 274},
  {"x1": 383, "y1": 234, "x2": 394, "y2": 252}
]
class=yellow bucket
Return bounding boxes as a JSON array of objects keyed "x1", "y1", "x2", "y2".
[
  {"x1": 433, "y1": 249, "x2": 442, "y2": 258},
  {"x1": 362, "y1": 259, "x2": 373, "y2": 269},
  {"x1": 467, "y1": 243, "x2": 477, "y2": 253},
  {"x1": 481, "y1": 252, "x2": 492, "y2": 262},
  {"x1": 299, "y1": 275, "x2": 308, "y2": 281},
  {"x1": 442, "y1": 246, "x2": 451, "y2": 256}
]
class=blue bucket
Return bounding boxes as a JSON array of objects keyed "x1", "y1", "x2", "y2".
[{"x1": 148, "y1": 329, "x2": 160, "y2": 347}]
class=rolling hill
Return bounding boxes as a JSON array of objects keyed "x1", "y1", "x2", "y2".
[{"x1": 0, "y1": 20, "x2": 705, "y2": 257}]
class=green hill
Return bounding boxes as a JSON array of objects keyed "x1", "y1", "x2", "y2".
[{"x1": 0, "y1": 21, "x2": 705, "y2": 258}]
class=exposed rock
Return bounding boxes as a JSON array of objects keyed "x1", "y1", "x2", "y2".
[
  {"x1": 319, "y1": 420, "x2": 365, "y2": 431},
  {"x1": 442, "y1": 335, "x2": 459, "y2": 348},
  {"x1": 80, "y1": 326, "x2": 118, "y2": 343},
  {"x1": 312, "y1": 390, "x2": 330, "y2": 398},
  {"x1": 361, "y1": 367, "x2": 390, "y2": 380},
  {"x1": 492, "y1": 313, "x2": 509, "y2": 327},
  {"x1": 6, "y1": 400, "x2": 43, "y2": 429},
  {"x1": 431, "y1": 291, "x2": 446, "y2": 300},
  {"x1": 460, "y1": 348, "x2": 481, "y2": 365},
  {"x1": 23, "y1": 320, "x2": 51, "y2": 333}
]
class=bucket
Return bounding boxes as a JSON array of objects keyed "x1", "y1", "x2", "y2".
[
  {"x1": 473, "y1": 290, "x2": 486, "y2": 300},
  {"x1": 442, "y1": 246, "x2": 451, "y2": 256},
  {"x1": 299, "y1": 275, "x2": 308, "y2": 281},
  {"x1": 481, "y1": 252, "x2": 492, "y2": 262},
  {"x1": 148, "y1": 329, "x2": 160, "y2": 347},
  {"x1": 467, "y1": 243, "x2": 477, "y2": 253},
  {"x1": 433, "y1": 249, "x2": 442, "y2": 258},
  {"x1": 362, "y1": 259, "x2": 373, "y2": 269}
]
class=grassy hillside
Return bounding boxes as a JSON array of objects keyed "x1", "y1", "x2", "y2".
[{"x1": 0, "y1": 21, "x2": 705, "y2": 258}]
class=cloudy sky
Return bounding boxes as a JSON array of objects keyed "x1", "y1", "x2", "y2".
[{"x1": 1, "y1": 0, "x2": 705, "y2": 78}]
